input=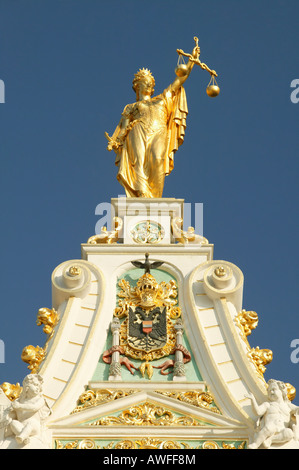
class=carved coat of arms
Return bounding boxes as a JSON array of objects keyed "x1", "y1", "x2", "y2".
[{"x1": 109, "y1": 271, "x2": 182, "y2": 378}]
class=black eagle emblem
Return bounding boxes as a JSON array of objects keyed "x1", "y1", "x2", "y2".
[
  {"x1": 131, "y1": 253, "x2": 164, "y2": 274},
  {"x1": 128, "y1": 306, "x2": 167, "y2": 352}
]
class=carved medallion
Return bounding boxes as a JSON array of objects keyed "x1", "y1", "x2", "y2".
[{"x1": 131, "y1": 220, "x2": 165, "y2": 244}]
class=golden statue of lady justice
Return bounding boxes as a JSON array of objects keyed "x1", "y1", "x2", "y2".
[{"x1": 105, "y1": 37, "x2": 218, "y2": 198}]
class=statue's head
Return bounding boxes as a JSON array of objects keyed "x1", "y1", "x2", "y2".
[
  {"x1": 133, "y1": 68, "x2": 155, "y2": 99},
  {"x1": 22, "y1": 373, "x2": 43, "y2": 398},
  {"x1": 267, "y1": 379, "x2": 289, "y2": 402}
]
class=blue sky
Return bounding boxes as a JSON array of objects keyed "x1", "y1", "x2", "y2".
[{"x1": 0, "y1": 0, "x2": 298, "y2": 400}]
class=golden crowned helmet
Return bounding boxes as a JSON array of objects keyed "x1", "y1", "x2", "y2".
[{"x1": 136, "y1": 273, "x2": 159, "y2": 295}]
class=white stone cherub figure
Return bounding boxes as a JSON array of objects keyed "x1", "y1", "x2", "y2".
[
  {"x1": 247, "y1": 379, "x2": 299, "y2": 449},
  {"x1": 1, "y1": 373, "x2": 51, "y2": 448}
]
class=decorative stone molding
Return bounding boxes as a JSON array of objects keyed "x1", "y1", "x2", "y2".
[
  {"x1": 203, "y1": 261, "x2": 243, "y2": 305},
  {"x1": 51, "y1": 260, "x2": 93, "y2": 307}
]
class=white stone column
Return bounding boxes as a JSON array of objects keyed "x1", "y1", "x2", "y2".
[
  {"x1": 108, "y1": 318, "x2": 122, "y2": 381},
  {"x1": 173, "y1": 318, "x2": 186, "y2": 381}
]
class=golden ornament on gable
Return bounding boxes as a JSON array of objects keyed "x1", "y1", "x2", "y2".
[{"x1": 21, "y1": 307, "x2": 60, "y2": 373}]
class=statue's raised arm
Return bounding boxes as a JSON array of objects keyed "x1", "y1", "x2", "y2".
[{"x1": 170, "y1": 40, "x2": 201, "y2": 92}]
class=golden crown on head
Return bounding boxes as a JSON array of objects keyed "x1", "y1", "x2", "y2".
[{"x1": 132, "y1": 68, "x2": 155, "y2": 93}]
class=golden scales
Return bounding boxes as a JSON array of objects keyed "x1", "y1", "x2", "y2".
[{"x1": 176, "y1": 36, "x2": 220, "y2": 97}]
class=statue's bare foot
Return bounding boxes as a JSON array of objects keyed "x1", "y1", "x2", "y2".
[
  {"x1": 15, "y1": 434, "x2": 30, "y2": 446},
  {"x1": 15, "y1": 435, "x2": 24, "y2": 444}
]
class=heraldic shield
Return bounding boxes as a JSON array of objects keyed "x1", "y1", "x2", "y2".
[{"x1": 128, "y1": 306, "x2": 167, "y2": 353}]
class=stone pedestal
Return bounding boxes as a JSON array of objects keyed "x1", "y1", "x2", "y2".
[{"x1": 111, "y1": 197, "x2": 184, "y2": 244}]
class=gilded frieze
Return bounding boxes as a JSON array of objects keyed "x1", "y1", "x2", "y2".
[{"x1": 55, "y1": 438, "x2": 246, "y2": 449}]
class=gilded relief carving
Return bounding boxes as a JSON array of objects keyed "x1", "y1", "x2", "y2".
[
  {"x1": 55, "y1": 438, "x2": 246, "y2": 449},
  {"x1": 71, "y1": 389, "x2": 139, "y2": 414},
  {"x1": 21, "y1": 307, "x2": 60, "y2": 374},
  {"x1": 235, "y1": 309, "x2": 272, "y2": 378},
  {"x1": 155, "y1": 390, "x2": 221, "y2": 414},
  {"x1": 88, "y1": 402, "x2": 204, "y2": 427}
]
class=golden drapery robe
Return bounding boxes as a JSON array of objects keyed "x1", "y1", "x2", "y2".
[{"x1": 110, "y1": 85, "x2": 188, "y2": 198}]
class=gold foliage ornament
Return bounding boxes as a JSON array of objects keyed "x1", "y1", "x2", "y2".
[
  {"x1": 0, "y1": 382, "x2": 22, "y2": 401},
  {"x1": 89, "y1": 402, "x2": 202, "y2": 427},
  {"x1": 235, "y1": 309, "x2": 259, "y2": 339},
  {"x1": 235, "y1": 309, "x2": 296, "y2": 399},
  {"x1": 72, "y1": 389, "x2": 138, "y2": 413},
  {"x1": 234, "y1": 309, "x2": 272, "y2": 378},
  {"x1": 55, "y1": 437, "x2": 247, "y2": 450},
  {"x1": 248, "y1": 346, "x2": 273, "y2": 376},
  {"x1": 21, "y1": 307, "x2": 60, "y2": 373},
  {"x1": 36, "y1": 307, "x2": 60, "y2": 336},
  {"x1": 156, "y1": 389, "x2": 221, "y2": 415},
  {"x1": 285, "y1": 383, "x2": 297, "y2": 402},
  {"x1": 21, "y1": 345, "x2": 46, "y2": 373}
]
